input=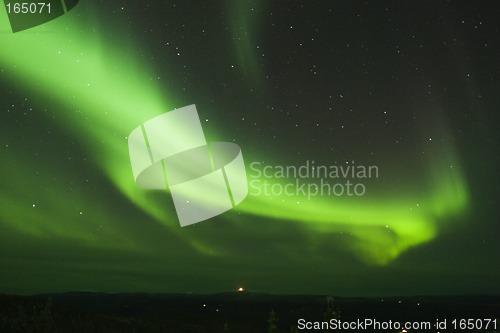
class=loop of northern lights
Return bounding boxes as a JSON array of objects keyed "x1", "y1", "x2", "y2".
[{"x1": 0, "y1": 1, "x2": 479, "y2": 294}]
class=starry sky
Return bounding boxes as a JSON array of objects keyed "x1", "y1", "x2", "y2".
[{"x1": 0, "y1": 0, "x2": 499, "y2": 296}]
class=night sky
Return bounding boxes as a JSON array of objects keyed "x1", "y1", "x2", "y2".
[{"x1": 0, "y1": 0, "x2": 499, "y2": 296}]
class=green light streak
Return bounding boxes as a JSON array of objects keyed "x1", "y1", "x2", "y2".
[{"x1": 235, "y1": 138, "x2": 468, "y2": 264}]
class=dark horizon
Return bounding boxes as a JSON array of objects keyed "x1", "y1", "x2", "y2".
[{"x1": 1, "y1": 292, "x2": 498, "y2": 333}]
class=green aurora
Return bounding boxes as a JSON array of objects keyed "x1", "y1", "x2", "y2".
[{"x1": 0, "y1": 1, "x2": 490, "y2": 295}]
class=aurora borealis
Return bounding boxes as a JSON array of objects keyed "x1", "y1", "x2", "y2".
[{"x1": 0, "y1": 1, "x2": 499, "y2": 296}]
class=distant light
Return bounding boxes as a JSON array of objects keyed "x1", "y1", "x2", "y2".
[{"x1": 237, "y1": 287, "x2": 244, "y2": 292}]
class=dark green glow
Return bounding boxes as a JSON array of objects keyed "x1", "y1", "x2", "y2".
[{"x1": 227, "y1": 0, "x2": 266, "y2": 83}]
